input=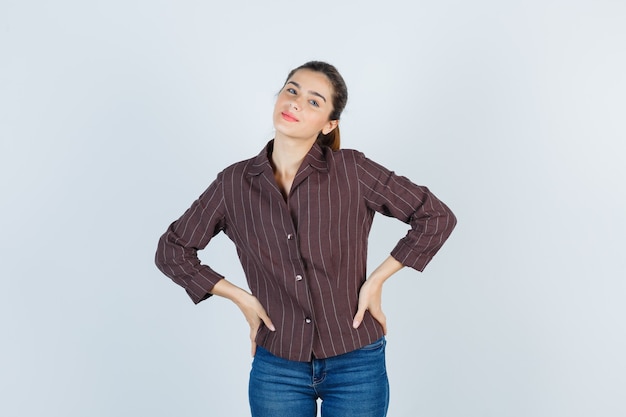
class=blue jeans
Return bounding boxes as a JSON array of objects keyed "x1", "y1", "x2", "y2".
[{"x1": 249, "y1": 337, "x2": 389, "y2": 417}]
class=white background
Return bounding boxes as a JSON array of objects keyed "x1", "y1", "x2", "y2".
[{"x1": 1, "y1": 1, "x2": 625, "y2": 416}]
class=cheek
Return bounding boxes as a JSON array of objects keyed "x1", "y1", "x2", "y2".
[
  {"x1": 273, "y1": 97, "x2": 283, "y2": 112},
  {"x1": 311, "y1": 113, "x2": 331, "y2": 129},
  {"x1": 272, "y1": 99, "x2": 287, "y2": 119},
  {"x1": 274, "y1": 94, "x2": 287, "y2": 110}
]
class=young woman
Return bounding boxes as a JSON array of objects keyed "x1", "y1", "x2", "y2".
[{"x1": 155, "y1": 61, "x2": 456, "y2": 417}]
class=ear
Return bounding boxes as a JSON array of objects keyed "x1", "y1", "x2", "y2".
[{"x1": 322, "y1": 120, "x2": 339, "y2": 135}]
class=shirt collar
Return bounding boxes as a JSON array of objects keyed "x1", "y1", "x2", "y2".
[{"x1": 247, "y1": 140, "x2": 329, "y2": 177}]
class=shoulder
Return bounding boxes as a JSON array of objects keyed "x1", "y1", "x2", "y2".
[
  {"x1": 221, "y1": 156, "x2": 257, "y2": 176},
  {"x1": 325, "y1": 147, "x2": 366, "y2": 166},
  {"x1": 329, "y1": 148, "x2": 391, "y2": 174},
  {"x1": 219, "y1": 146, "x2": 269, "y2": 180}
]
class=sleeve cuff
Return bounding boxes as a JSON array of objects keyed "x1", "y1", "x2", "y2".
[
  {"x1": 185, "y1": 269, "x2": 225, "y2": 304},
  {"x1": 390, "y1": 241, "x2": 433, "y2": 272}
]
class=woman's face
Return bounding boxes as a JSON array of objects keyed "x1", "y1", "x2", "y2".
[{"x1": 273, "y1": 69, "x2": 338, "y2": 143}]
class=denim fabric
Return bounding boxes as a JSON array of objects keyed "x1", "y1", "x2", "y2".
[{"x1": 249, "y1": 337, "x2": 389, "y2": 417}]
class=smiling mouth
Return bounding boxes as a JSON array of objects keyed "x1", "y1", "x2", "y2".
[{"x1": 281, "y1": 112, "x2": 299, "y2": 122}]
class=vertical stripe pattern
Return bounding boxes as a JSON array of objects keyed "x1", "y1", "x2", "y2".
[{"x1": 155, "y1": 141, "x2": 456, "y2": 362}]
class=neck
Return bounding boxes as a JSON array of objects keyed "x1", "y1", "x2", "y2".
[{"x1": 271, "y1": 135, "x2": 316, "y2": 177}]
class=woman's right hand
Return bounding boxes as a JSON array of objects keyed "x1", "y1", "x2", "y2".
[
  {"x1": 233, "y1": 291, "x2": 276, "y2": 356},
  {"x1": 209, "y1": 278, "x2": 275, "y2": 356}
]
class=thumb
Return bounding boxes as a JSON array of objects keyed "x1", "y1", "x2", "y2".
[{"x1": 352, "y1": 307, "x2": 366, "y2": 329}]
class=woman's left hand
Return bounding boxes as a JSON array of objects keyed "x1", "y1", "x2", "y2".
[
  {"x1": 352, "y1": 277, "x2": 387, "y2": 334},
  {"x1": 352, "y1": 255, "x2": 404, "y2": 334}
]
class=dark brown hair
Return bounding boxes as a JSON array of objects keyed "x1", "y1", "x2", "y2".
[{"x1": 283, "y1": 61, "x2": 348, "y2": 150}]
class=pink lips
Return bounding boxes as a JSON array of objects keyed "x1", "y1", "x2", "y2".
[{"x1": 281, "y1": 112, "x2": 299, "y2": 122}]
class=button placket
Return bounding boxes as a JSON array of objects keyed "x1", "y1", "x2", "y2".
[
  {"x1": 288, "y1": 233, "x2": 304, "y2": 282},
  {"x1": 285, "y1": 229, "x2": 312, "y2": 328}
]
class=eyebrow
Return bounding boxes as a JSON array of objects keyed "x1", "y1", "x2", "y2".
[{"x1": 287, "y1": 81, "x2": 327, "y2": 103}]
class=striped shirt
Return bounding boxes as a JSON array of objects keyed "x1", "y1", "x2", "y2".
[{"x1": 155, "y1": 141, "x2": 456, "y2": 362}]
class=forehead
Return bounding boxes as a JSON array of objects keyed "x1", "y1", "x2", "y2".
[{"x1": 287, "y1": 69, "x2": 333, "y2": 95}]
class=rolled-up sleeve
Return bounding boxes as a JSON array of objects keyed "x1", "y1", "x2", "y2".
[
  {"x1": 155, "y1": 173, "x2": 228, "y2": 304},
  {"x1": 357, "y1": 153, "x2": 457, "y2": 271}
]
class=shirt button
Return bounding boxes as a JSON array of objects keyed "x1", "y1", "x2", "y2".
[
  {"x1": 295, "y1": 274, "x2": 303, "y2": 281},
  {"x1": 287, "y1": 234, "x2": 294, "y2": 240},
  {"x1": 305, "y1": 318, "x2": 312, "y2": 324}
]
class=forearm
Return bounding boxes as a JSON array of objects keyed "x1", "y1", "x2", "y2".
[
  {"x1": 391, "y1": 195, "x2": 457, "y2": 271},
  {"x1": 155, "y1": 174, "x2": 229, "y2": 303},
  {"x1": 367, "y1": 255, "x2": 404, "y2": 285},
  {"x1": 155, "y1": 230, "x2": 226, "y2": 303},
  {"x1": 210, "y1": 278, "x2": 250, "y2": 306}
]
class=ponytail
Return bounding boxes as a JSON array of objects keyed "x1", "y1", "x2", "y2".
[{"x1": 317, "y1": 126, "x2": 341, "y2": 151}]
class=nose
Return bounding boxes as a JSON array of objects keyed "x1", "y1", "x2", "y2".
[{"x1": 290, "y1": 98, "x2": 301, "y2": 111}]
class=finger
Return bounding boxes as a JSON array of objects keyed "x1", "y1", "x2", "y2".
[
  {"x1": 258, "y1": 311, "x2": 276, "y2": 332},
  {"x1": 352, "y1": 307, "x2": 366, "y2": 329},
  {"x1": 250, "y1": 298, "x2": 276, "y2": 332},
  {"x1": 249, "y1": 322, "x2": 260, "y2": 357}
]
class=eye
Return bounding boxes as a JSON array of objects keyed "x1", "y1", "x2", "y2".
[
  {"x1": 309, "y1": 99, "x2": 319, "y2": 107},
  {"x1": 286, "y1": 88, "x2": 296, "y2": 94}
]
